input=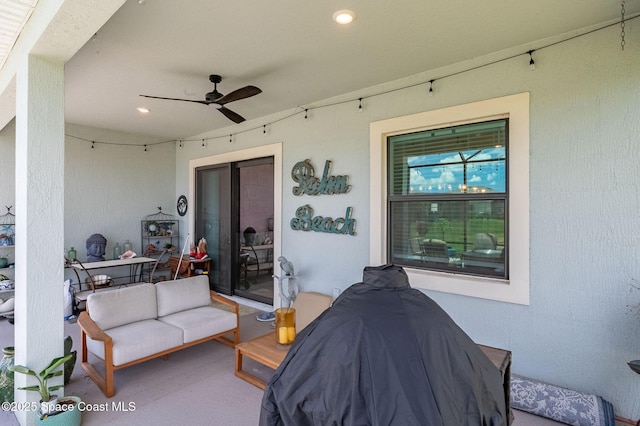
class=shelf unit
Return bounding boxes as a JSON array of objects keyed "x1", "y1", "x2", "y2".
[
  {"x1": 141, "y1": 207, "x2": 179, "y2": 281},
  {"x1": 0, "y1": 207, "x2": 15, "y2": 319},
  {"x1": 0, "y1": 207, "x2": 15, "y2": 282}
]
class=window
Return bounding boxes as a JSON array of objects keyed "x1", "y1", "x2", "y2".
[
  {"x1": 369, "y1": 93, "x2": 529, "y2": 305},
  {"x1": 388, "y1": 119, "x2": 508, "y2": 279}
]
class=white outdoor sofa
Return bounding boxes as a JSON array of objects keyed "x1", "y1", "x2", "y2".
[{"x1": 77, "y1": 275, "x2": 239, "y2": 397}]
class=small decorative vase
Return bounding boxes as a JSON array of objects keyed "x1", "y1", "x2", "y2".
[
  {"x1": 0, "y1": 346, "x2": 14, "y2": 403},
  {"x1": 113, "y1": 243, "x2": 122, "y2": 260},
  {"x1": 275, "y1": 308, "x2": 296, "y2": 345},
  {"x1": 123, "y1": 240, "x2": 133, "y2": 253},
  {"x1": 67, "y1": 247, "x2": 77, "y2": 261}
]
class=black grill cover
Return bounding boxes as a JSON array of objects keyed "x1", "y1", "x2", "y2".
[{"x1": 259, "y1": 265, "x2": 507, "y2": 426}]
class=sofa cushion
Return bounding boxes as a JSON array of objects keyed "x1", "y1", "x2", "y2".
[
  {"x1": 87, "y1": 283, "x2": 158, "y2": 330},
  {"x1": 86, "y1": 319, "x2": 183, "y2": 366},
  {"x1": 156, "y1": 276, "x2": 211, "y2": 317},
  {"x1": 158, "y1": 306, "x2": 237, "y2": 344}
]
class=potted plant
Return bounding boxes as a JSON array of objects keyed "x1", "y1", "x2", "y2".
[{"x1": 8, "y1": 354, "x2": 81, "y2": 425}]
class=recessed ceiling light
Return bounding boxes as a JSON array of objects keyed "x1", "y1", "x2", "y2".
[
  {"x1": 333, "y1": 9, "x2": 356, "y2": 25},
  {"x1": 137, "y1": 107, "x2": 149, "y2": 113}
]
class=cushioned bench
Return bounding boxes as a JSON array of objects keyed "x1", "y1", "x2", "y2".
[{"x1": 77, "y1": 275, "x2": 239, "y2": 397}]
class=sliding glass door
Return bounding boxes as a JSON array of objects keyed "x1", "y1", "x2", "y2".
[
  {"x1": 195, "y1": 164, "x2": 232, "y2": 294},
  {"x1": 194, "y1": 157, "x2": 274, "y2": 304},
  {"x1": 234, "y1": 157, "x2": 274, "y2": 304}
]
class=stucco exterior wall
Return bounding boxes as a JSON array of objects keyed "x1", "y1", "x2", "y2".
[
  {"x1": 63, "y1": 123, "x2": 175, "y2": 260},
  {"x1": 176, "y1": 21, "x2": 640, "y2": 418}
]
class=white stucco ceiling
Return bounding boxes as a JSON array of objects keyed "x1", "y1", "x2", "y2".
[{"x1": 2, "y1": 0, "x2": 639, "y2": 140}]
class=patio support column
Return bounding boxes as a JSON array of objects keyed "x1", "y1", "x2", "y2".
[{"x1": 14, "y1": 54, "x2": 65, "y2": 426}]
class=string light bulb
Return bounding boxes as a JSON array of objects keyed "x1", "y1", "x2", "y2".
[
  {"x1": 304, "y1": 109, "x2": 308, "y2": 119},
  {"x1": 202, "y1": 139, "x2": 205, "y2": 147},
  {"x1": 263, "y1": 125, "x2": 267, "y2": 134},
  {"x1": 358, "y1": 98, "x2": 363, "y2": 112},
  {"x1": 428, "y1": 80, "x2": 435, "y2": 96},
  {"x1": 229, "y1": 134, "x2": 233, "y2": 143},
  {"x1": 179, "y1": 139, "x2": 182, "y2": 148},
  {"x1": 91, "y1": 141, "x2": 95, "y2": 149},
  {"x1": 144, "y1": 144, "x2": 147, "y2": 152},
  {"x1": 528, "y1": 50, "x2": 536, "y2": 70}
]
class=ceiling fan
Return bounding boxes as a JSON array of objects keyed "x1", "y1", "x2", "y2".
[{"x1": 140, "y1": 74, "x2": 261, "y2": 124}]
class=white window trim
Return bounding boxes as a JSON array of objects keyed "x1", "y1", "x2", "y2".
[{"x1": 370, "y1": 93, "x2": 529, "y2": 305}]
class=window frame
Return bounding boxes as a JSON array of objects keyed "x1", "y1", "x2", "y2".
[
  {"x1": 369, "y1": 93, "x2": 529, "y2": 305},
  {"x1": 387, "y1": 118, "x2": 509, "y2": 280}
]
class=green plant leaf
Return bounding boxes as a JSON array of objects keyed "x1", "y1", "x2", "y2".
[
  {"x1": 8, "y1": 365, "x2": 36, "y2": 376},
  {"x1": 43, "y1": 370, "x2": 63, "y2": 381},
  {"x1": 17, "y1": 385, "x2": 40, "y2": 392},
  {"x1": 41, "y1": 354, "x2": 73, "y2": 378}
]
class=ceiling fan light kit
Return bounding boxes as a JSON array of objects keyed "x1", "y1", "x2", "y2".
[{"x1": 140, "y1": 74, "x2": 261, "y2": 124}]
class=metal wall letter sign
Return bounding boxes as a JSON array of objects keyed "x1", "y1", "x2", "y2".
[
  {"x1": 289, "y1": 159, "x2": 356, "y2": 236},
  {"x1": 291, "y1": 159, "x2": 351, "y2": 196},
  {"x1": 290, "y1": 205, "x2": 356, "y2": 236}
]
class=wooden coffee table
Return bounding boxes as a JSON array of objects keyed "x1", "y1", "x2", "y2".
[{"x1": 235, "y1": 332, "x2": 288, "y2": 389}]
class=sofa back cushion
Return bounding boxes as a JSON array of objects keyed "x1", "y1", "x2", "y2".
[
  {"x1": 87, "y1": 283, "x2": 158, "y2": 330},
  {"x1": 156, "y1": 275, "x2": 211, "y2": 317}
]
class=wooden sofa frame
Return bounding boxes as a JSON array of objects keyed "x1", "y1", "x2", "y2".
[{"x1": 77, "y1": 291, "x2": 239, "y2": 397}]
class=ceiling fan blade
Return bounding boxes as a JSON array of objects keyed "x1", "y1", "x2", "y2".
[
  {"x1": 218, "y1": 106, "x2": 246, "y2": 123},
  {"x1": 215, "y1": 86, "x2": 262, "y2": 105},
  {"x1": 140, "y1": 94, "x2": 209, "y2": 105}
]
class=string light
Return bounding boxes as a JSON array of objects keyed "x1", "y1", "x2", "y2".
[
  {"x1": 229, "y1": 134, "x2": 232, "y2": 143},
  {"x1": 528, "y1": 50, "x2": 536, "y2": 70},
  {"x1": 179, "y1": 139, "x2": 182, "y2": 148},
  {"x1": 144, "y1": 144, "x2": 147, "y2": 152},
  {"x1": 69, "y1": 15, "x2": 638, "y2": 150},
  {"x1": 621, "y1": 1, "x2": 626, "y2": 50}
]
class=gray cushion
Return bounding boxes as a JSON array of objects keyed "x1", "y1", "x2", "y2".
[
  {"x1": 156, "y1": 276, "x2": 211, "y2": 317},
  {"x1": 87, "y1": 283, "x2": 158, "y2": 330},
  {"x1": 86, "y1": 319, "x2": 183, "y2": 366},
  {"x1": 158, "y1": 306, "x2": 237, "y2": 343}
]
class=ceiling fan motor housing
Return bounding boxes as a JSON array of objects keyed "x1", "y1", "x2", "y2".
[
  {"x1": 206, "y1": 74, "x2": 224, "y2": 101},
  {"x1": 206, "y1": 90, "x2": 223, "y2": 102}
]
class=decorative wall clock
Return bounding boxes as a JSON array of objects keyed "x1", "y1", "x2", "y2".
[{"x1": 177, "y1": 195, "x2": 188, "y2": 216}]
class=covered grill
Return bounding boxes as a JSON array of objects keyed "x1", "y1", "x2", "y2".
[{"x1": 260, "y1": 264, "x2": 507, "y2": 426}]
